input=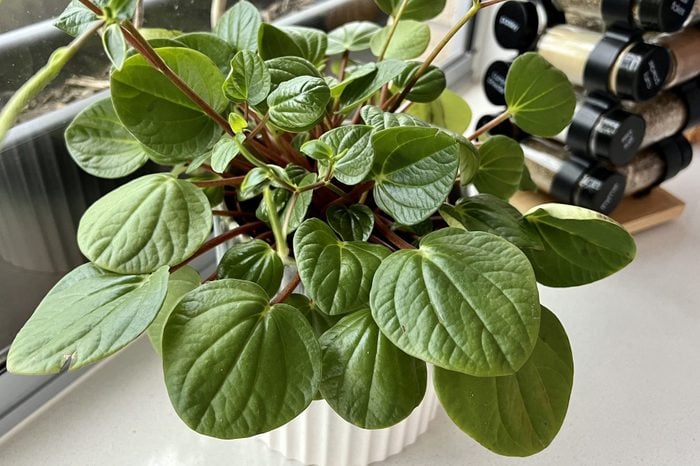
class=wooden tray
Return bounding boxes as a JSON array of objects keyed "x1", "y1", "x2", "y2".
[{"x1": 511, "y1": 188, "x2": 685, "y2": 234}]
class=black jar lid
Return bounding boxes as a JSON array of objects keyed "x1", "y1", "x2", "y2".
[
  {"x1": 551, "y1": 159, "x2": 626, "y2": 214},
  {"x1": 653, "y1": 133, "x2": 693, "y2": 184},
  {"x1": 483, "y1": 61, "x2": 511, "y2": 106},
  {"x1": 613, "y1": 42, "x2": 670, "y2": 101},
  {"x1": 601, "y1": 0, "x2": 692, "y2": 32},
  {"x1": 677, "y1": 78, "x2": 700, "y2": 129},
  {"x1": 494, "y1": 1, "x2": 540, "y2": 52}
]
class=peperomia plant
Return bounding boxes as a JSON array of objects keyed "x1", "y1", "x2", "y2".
[{"x1": 3, "y1": 0, "x2": 636, "y2": 458}]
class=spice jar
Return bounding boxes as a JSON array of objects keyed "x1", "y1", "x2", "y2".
[
  {"x1": 494, "y1": 0, "x2": 565, "y2": 52},
  {"x1": 625, "y1": 78, "x2": 700, "y2": 147},
  {"x1": 521, "y1": 138, "x2": 627, "y2": 213},
  {"x1": 550, "y1": 0, "x2": 695, "y2": 32},
  {"x1": 537, "y1": 26, "x2": 671, "y2": 101},
  {"x1": 653, "y1": 25, "x2": 700, "y2": 88},
  {"x1": 618, "y1": 133, "x2": 693, "y2": 194},
  {"x1": 483, "y1": 61, "x2": 510, "y2": 106}
]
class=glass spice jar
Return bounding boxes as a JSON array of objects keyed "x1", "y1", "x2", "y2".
[
  {"x1": 493, "y1": 0, "x2": 565, "y2": 52},
  {"x1": 653, "y1": 25, "x2": 700, "y2": 88}
]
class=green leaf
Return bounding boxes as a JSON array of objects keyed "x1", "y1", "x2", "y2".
[
  {"x1": 258, "y1": 24, "x2": 328, "y2": 65},
  {"x1": 214, "y1": 0, "x2": 262, "y2": 51},
  {"x1": 341, "y1": 60, "x2": 407, "y2": 110},
  {"x1": 505, "y1": 52, "x2": 576, "y2": 137},
  {"x1": 266, "y1": 56, "x2": 322, "y2": 91},
  {"x1": 371, "y1": 127, "x2": 458, "y2": 225},
  {"x1": 406, "y1": 88, "x2": 471, "y2": 133},
  {"x1": 106, "y1": 0, "x2": 136, "y2": 20},
  {"x1": 174, "y1": 33, "x2": 237, "y2": 73},
  {"x1": 223, "y1": 50, "x2": 271, "y2": 105},
  {"x1": 375, "y1": 0, "x2": 447, "y2": 20},
  {"x1": 434, "y1": 306, "x2": 573, "y2": 456},
  {"x1": 188, "y1": 173, "x2": 225, "y2": 206},
  {"x1": 294, "y1": 219, "x2": 390, "y2": 315},
  {"x1": 439, "y1": 195, "x2": 543, "y2": 251},
  {"x1": 228, "y1": 112, "x2": 248, "y2": 133},
  {"x1": 394, "y1": 62, "x2": 446, "y2": 103},
  {"x1": 457, "y1": 136, "x2": 479, "y2": 186},
  {"x1": 326, "y1": 204, "x2": 374, "y2": 241},
  {"x1": 65, "y1": 98, "x2": 147, "y2": 179},
  {"x1": 8, "y1": 264, "x2": 168, "y2": 374},
  {"x1": 300, "y1": 139, "x2": 333, "y2": 161},
  {"x1": 210, "y1": 134, "x2": 244, "y2": 173},
  {"x1": 327, "y1": 21, "x2": 381, "y2": 55},
  {"x1": 519, "y1": 165, "x2": 538, "y2": 192},
  {"x1": 370, "y1": 228, "x2": 541, "y2": 376},
  {"x1": 54, "y1": 0, "x2": 100, "y2": 37},
  {"x1": 472, "y1": 135, "x2": 524, "y2": 201},
  {"x1": 163, "y1": 280, "x2": 321, "y2": 439},
  {"x1": 284, "y1": 26, "x2": 328, "y2": 66},
  {"x1": 77, "y1": 174, "x2": 212, "y2": 274},
  {"x1": 239, "y1": 167, "x2": 271, "y2": 200},
  {"x1": 319, "y1": 125, "x2": 374, "y2": 185},
  {"x1": 320, "y1": 309, "x2": 427, "y2": 429},
  {"x1": 217, "y1": 240, "x2": 283, "y2": 297},
  {"x1": 111, "y1": 47, "x2": 227, "y2": 162},
  {"x1": 370, "y1": 21, "x2": 430, "y2": 60},
  {"x1": 284, "y1": 173, "x2": 317, "y2": 233},
  {"x1": 267, "y1": 76, "x2": 330, "y2": 132},
  {"x1": 360, "y1": 105, "x2": 428, "y2": 131},
  {"x1": 522, "y1": 204, "x2": 636, "y2": 287},
  {"x1": 103, "y1": 24, "x2": 128, "y2": 71},
  {"x1": 284, "y1": 294, "x2": 340, "y2": 338},
  {"x1": 147, "y1": 266, "x2": 201, "y2": 356}
]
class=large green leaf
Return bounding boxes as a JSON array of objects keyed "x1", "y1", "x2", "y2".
[
  {"x1": 523, "y1": 204, "x2": 636, "y2": 287},
  {"x1": 320, "y1": 309, "x2": 427, "y2": 429},
  {"x1": 361, "y1": 105, "x2": 428, "y2": 131},
  {"x1": 394, "y1": 62, "x2": 446, "y2": 103},
  {"x1": 258, "y1": 24, "x2": 327, "y2": 66},
  {"x1": 163, "y1": 280, "x2": 321, "y2": 439},
  {"x1": 439, "y1": 195, "x2": 543, "y2": 251},
  {"x1": 284, "y1": 26, "x2": 328, "y2": 66},
  {"x1": 370, "y1": 228, "x2": 541, "y2": 376},
  {"x1": 340, "y1": 60, "x2": 407, "y2": 110},
  {"x1": 371, "y1": 126, "x2": 458, "y2": 225},
  {"x1": 472, "y1": 135, "x2": 524, "y2": 201},
  {"x1": 375, "y1": 0, "x2": 447, "y2": 20},
  {"x1": 77, "y1": 174, "x2": 212, "y2": 274},
  {"x1": 65, "y1": 98, "x2": 147, "y2": 179},
  {"x1": 326, "y1": 204, "x2": 374, "y2": 241},
  {"x1": 267, "y1": 76, "x2": 330, "y2": 132},
  {"x1": 54, "y1": 0, "x2": 101, "y2": 37},
  {"x1": 111, "y1": 47, "x2": 227, "y2": 162},
  {"x1": 370, "y1": 21, "x2": 430, "y2": 60},
  {"x1": 147, "y1": 266, "x2": 201, "y2": 356},
  {"x1": 8, "y1": 264, "x2": 168, "y2": 374},
  {"x1": 223, "y1": 50, "x2": 271, "y2": 105},
  {"x1": 434, "y1": 306, "x2": 573, "y2": 456},
  {"x1": 284, "y1": 294, "x2": 341, "y2": 338},
  {"x1": 294, "y1": 219, "x2": 390, "y2": 315},
  {"x1": 266, "y1": 56, "x2": 321, "y2": 91},
  {"x1": 505, "y1": 52, "x2": 576, "y2": 137},
  {"x1": 319, "y1": 125, "x2": 374, "y2": 185},
  {"x1": 217, "y1": 240, "x2": 283, "y2": 297},
  {"x1": 214, "y1": 0, "x2": 262, "y2": 51},
  {"x1": 406, "y1": 88, "x2": 471, "y2": 133},
  {"x1": 175, "y1": 33, "x2": 237, "y2": 73},
  {"x1": 327, "y1": 21, "x2": 381, "y2": 55}
]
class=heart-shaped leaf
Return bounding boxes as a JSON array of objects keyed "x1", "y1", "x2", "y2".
[
  {"x1": 375, "y1": 0, "x2": 447, "y2": 21},
  {"x1": 320, "y1": 309, "x2": 427, "y2": 429},
  {"x1": 267, "y1": 76, "x2": 330, "y2": 132},
  {"x1": 294, "y1": 219, "x2": 390, "y2": 315},
  {"x1": 8, "y1": 263, "x2": 168, "y2": 374},
  {"x1": 472, "y1": 135, "x2": 524, "y2": 200},
  {"x1": 371, "y1": 126, "x2": 458, "y2": 225},
  {"x1": 55, "y1": 0, "x2": 100, "y2": 37},
  {"x1": 266, "y1": 56, "x2": 322, "y2": 91},
  {"x1": 284, "y1": 26, "x2": 328, "y2": 66},
  {"x1": 223, "y1": 50, "x2": 271, "y2": 105},
  {"x1": 522, "y1": 204, "x2": 636, "y2": 287},
  {"x1": 103, "y1": 23, "x2": 128, "y2": 70},
  {"x1": 258, "y1": 24, "x2": 327, "y2": 66},
  {"x1": 217, "y1": 240, "x2": 284, "y2": 298},
  {"x1": 163, "y1": 280, "x2": 321, "y2": 439},
  {"x1": 434, "y1": 306, "x2": 573, "y2": 456},
  {"x1": 370, "y1": 228, "x2": 541, "y2": 376},
  {"x1": 175, "y1": 32, "x2": 237, "y2": 73},
  {"x1": 78, "y1": 174, "x2": 212, "y2": 274},
  {"x1": 458, "y1": 136, "x2": 480, "y2": 186},
  {"x1": 340, "y1": 60, "x2": 407, "y2": 110},
  {"x1": 406, "y1": 88, "x2": 471, "y2": 133},
  {"x1": 111, "y1": 47, "x2": 227, "y2": 161},
  {"x1": 370, "y1": 20, "x2": 430, "y2": 60},
  {"x1": 65, "y1": 98, "x2": 148, "y2": 179},
  {"x1": 211, "y1": 133, "x2": 244, "y2": 173},
  {"x1": 361, "y1": 105, "x2": 428, "y2": 131},
  {"x1": 319, "y1": 125, "x2": 374, "y2": 185},
  {"x1": 327, "y1": 21, "x2": 381, "y2": 55},
  {"x1": 326, "y1": 204, "x2": 375, "y2": 241},
  {"x1": 394, "y1": 62, "x2": 446, "y2": 103},
  {"x1": 214, "y1": 0, "x2": 261, "y2": 51},
  {"x1": 284, "y1": 293, "x2": 341, "y2": 338},
  {"x1": 505, "y1": 52, "x2": 576, "y2": 137}
]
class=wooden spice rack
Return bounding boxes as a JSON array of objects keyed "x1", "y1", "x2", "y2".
[{"x1": 511, "y1": 188, "x2": 686, "y2": 234}]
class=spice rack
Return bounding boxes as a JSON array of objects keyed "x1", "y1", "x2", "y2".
[{"x1": 480, "y1": 0, "x2": 699, "y2": 229}]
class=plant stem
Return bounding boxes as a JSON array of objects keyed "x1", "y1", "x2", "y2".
[
  {"x1": 212, "y1": 209, "x2": 256, "y2": 218},
  {"x1": 0, "y1": 21, "x2": 103, "y2": 146},
  {"x1": 338, "y1": 50, "x2": 350, "y2": 80},
  {"x1": 467, "y1": 109, "x2": 511, "y2": 141},
  {"x1": 264, "y1": 187, "x2": 289, "y2": 259},
  {"x1": 192, "y1": 176, "x2": 245, "y2": 187},
  {"x1": 374, "y1": 212, "x2": 415, "y2": 249},
  {"x1": 271, "y1": 273, "x2": 301, "y2": 305},
  {"x1": 245, "y1": 114, "x2": 270, "y2": 142},
  {"x1": 378, "y1": 0, "x2": 410, "y2": 61},
  {"x1": 211, "y1": 0, "x2": 227, "y2": 29}
]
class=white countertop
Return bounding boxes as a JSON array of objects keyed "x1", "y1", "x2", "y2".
[{"x1": 1, "y1": 155, "x2": 699, "y2": 465}]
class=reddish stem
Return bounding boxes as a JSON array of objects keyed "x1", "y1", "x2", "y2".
[
  {"x1": 271, "y1": 273, "x2": 301, "y2": 305},
  {"x1": 373, "y1": 213, "x2": 415, "y2": 249}
]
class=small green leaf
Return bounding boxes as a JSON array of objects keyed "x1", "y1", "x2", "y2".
[
  {"x1": 228, "y1": 113, "x2": 248, "y2": 133},
  {"x1": 406, "y1": 88, "x2": 471, "y2": 133},
  {"x1": 505, "y1": 52, "x2": 576, "y2": 137},
  {"x1": 8, "y1": 264, "x2": 168, "y2": 374},
  {"x1": 326, "y1": 204, "x2": 374, "y2": 241},
  {"x1": 300, "y1": 139, "x2": 333, "y2": 161},
  {"x1": 361, "y1": 105, "x2": 428, "y2": 131},
  {"x1": 284, "y1": 294, "x2": 340, "y2": 337},
  {"x1": 522, "y1": 204, "x2": 636, "y2": 287},
  {"x1": 163, "y1": 280, "x2": 321, "y2": 439},
  {"x1": 370, "y1": 21, "x2": 430, "y2": 60},
  {"x1": 65, "y1": 98, "x2": 148, "y2": 179},
  {"x1": 267, "y1": 76, "x2": 331, "y2": 132},
  {"x1": 223, "y1": 50, "x2": 271, "y2": 105},
  {"x1": 472, "y1": 135, "x2": 524, "y2": 200},
  {"x1": 103, "y1": 24, "x2": 128, "y2": 71},
  {"x1": 105, "y1": 0, "x2": 137, "y2": 20},
  {"x1": 77, "y1": 174, "x2": 212, "y2": 274},
  {"x1": 341, "y1": 60, "x2": 407, "y2": 110},
  {"x1": 282, "y1": 173, "x2": 318, "y2": 233},
  {"x1": 54, "y1": 0, "x2": 100, "y2": 37},
  {"x1": 211, "y1": 134, "x2": 243, "y2": 173},
  {"x1": 457, "y1": 136, "x2": 479, "y2": 186},
  {"x1": 434, "y1": 306, "x2": 573, "y2": 457},
  {"x1": 371, "y1": 126, "x2": 458, "y2": 225},
  {"x1": 147, "y1": 266, "x2": 201, "y2": 356},
  {"x1": 266, "y1": 56, "x2": 322, "y2": 91},
  {"x1": 326, "y1": 21, "x2": 381, "y2": 55},
  {"x1": 217, "y1": 240, "x2": 283, "y2": 297},
  {"x1": 394, "y1": 62, "x2": 446, "y2": 103},
  {"x1": 370, "y1": 228, "x2": 541, "y2": 376},
  {"x1": 375, "y1": 0, "x2": 447, "y2": 20},
  {"x1": 320, "y1": 309, "x2": 427, "y2": 429},
  {"x1": 439, "y1": 195, "x2": 543, "y2": 251},
  {"x1": 175, "y1": 33, "x2": 237, "y2": 73},
  {"x1": 294, "y1": 219, "x2": 390, "y2": 315},
  {"x1": 319, "y1": 125, "x2": 374, "y2": 185},
  {"x1": 239, "y1": 167, "x2": 271, "y2": 200},
  {"x1": 111, "y1": 47, "x2": 227, "y2": 161},
  {"x1": 214, "y1": 0, "x2": 262, "y2": 51}
]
